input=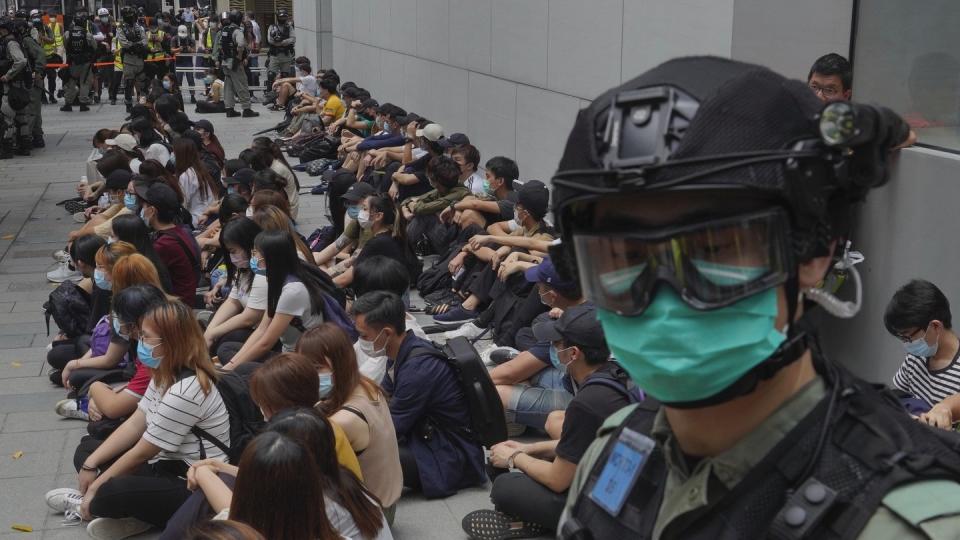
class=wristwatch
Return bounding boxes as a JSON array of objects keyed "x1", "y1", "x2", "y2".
[{"x1": 507, "y1": 449, "x2": 524, "y2": 469}]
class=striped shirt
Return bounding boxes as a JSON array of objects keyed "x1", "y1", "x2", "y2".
[
  {"x1": 139, "y1": 375, "x2": 230, "y2": 464},
  {"x1": 892, "y1": 351, "x2": 960, "y2": 407}
]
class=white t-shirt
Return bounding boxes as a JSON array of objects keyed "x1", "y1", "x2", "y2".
[
  {"x1": 139, "y1": 375, "x2": 230, "y2": 465},
  {"x1": 297, "y1": 73, "x2": 319, "y2": 98},
  {"x1": 180, "y1": 167, "x2": 216, "y2": 227},
  {"x1": 275, "y1": 280, "x2": 324, "y2": 351},
  {"x1": 228, "y1": 272, "x2": 267, "y2": 309},
  {"x1": 270, "y1": 160, "x2": 300, "y2": 219},
  {"x1": 356, "y1": 313, "x2": 426, "y2": 383},
  {"x1": 466, "y1": 170, "x2": 486, "y2": 195}
]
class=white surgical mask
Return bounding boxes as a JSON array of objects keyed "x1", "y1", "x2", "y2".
[
  {"x1": 357, "y1": 210, "x2": 373, "y2": 229},
  {"x1": 357, "y1": 328, "x2": 386, "y2": 357},
  {"x1": 245, "y1": 206, "x2": 254, "y2": 217}
]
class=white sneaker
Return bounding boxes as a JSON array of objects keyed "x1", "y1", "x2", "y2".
[
  {"x1": 55, "y1": 398, "x2": 89, "y2": 420},
  {"x1": 45, "y1": 487, "x2": 82, "y2": 513},
  {"x1": 442, "y1": 322, "x2": 485, "y2": 340},
  {"x1": 87, "y1": 517, "x2": 152, "y2": 539},
  {"x1": 52, "y1": 249, "x2": 69, "y2": 262},
  {"x1": 47, "y1": 262, "x2": 82, "y2": 283},
  {"x1": 481, "y1": 346, "x2": 520, "y2": 366},
  {"x1": 73, "y1": 211, "x2": 88, "y2": 223}
]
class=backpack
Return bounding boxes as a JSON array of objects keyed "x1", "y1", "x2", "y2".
[
  {"x1": 305, "y1": 157, "x2": 339, "y2": 177},
  {"x1": 307, "y1": 226, "x2": 336, "y2": 252},
  {"x1": 574, "y1": 365, "x2": 647, "y2": 404},
  {"x1": 43, "y1": 281, "x2": 92, "y2": 338},
  {"x1": 409, "y1": 337, "x2": 508, "y2": 448},
  {"x1": 188, "y1": 367, "x2": 265, "y2": 464}
]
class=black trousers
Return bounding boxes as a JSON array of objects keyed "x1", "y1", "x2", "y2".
[
  {"x1": 74, "y1": 436, "x2": 192, "y2": 528},
  {"x1": 490, "y1": 472, "x2": 567, "y2": 531},
  {"x1": 327, "y1": 171, "x2": 358, "y2": 236},
  {"x1": 160, "y1": 472, "x2": 235, "y2": 540},
  {"x1": 398, "y1": 443, "x2": 422, "y2": 492}
]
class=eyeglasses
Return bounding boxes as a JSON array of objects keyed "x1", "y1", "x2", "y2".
[
  {"x1": 573, "y1": 208, "x2": 793, "y2": 316},
  {"x1": 894, "y1": 326, "x2": 927, "y2": 343},
  {"x1": 809, "y1": 83, "x2": 841, "y2": 99}
]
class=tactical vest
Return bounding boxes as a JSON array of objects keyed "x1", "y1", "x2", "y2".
[
  {"x1": 559, "y1": 362, "x2": 960, "y2": 540},
  {"x1": 120, "y1": 24, "x2": 145, "y2": 59},
  {"x1": 218, "y1": 24, "x2": 237, "y2": 61},
  {"x1": 65, "y1": 28, "x2": 93, "y2": 63},
  {"x1": 268, "y1": 23, "x2": 292, "y2": 55}
]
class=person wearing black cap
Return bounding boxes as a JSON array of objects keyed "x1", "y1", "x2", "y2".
[
  {"x1": 462, "y1": 304, "x2": 636, "y2": 538},
  {"x1": 224, "y1": 166, "x2": 255, "y2": 201},
  {"x1": 439, "y1": 132, "x2": 470, "y2": 153},
  {"x1": 67, "y1": 169, "x2": 135, "y2": 241},
  {"x1": 329, "y1": 96, "x2": 379, "y2": 137},
  {"x1": 313, "y1": 181, "x2": 375, "y2": 267},
  {"x1": 193, "y1": 119, "x2": 225, "y2": 167},
  {"x1": 550, "y1": 58, "x2": 943, "y2": 538},
  {"x1": 402, "y1": 154, "x2": 469, "y2": 256},
  {"x1": 433, "y1": 180, "x2": 553, "y2": 324},
  {"x1": 141, "y1": 182, "x2": 200, "y2": 304}
]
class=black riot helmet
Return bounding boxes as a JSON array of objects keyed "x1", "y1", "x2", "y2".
[
  {"x1": 13, "y1": 18, "x2": 30, "y2": 38},
  {"x1": 227, "y1": 10, "x2": 242, "y2": 26},
  {"x1": 14, "y1": 8, "x2": 27, "y2": 19},
  {"x1": 0, "y1": 16, "x2": 14, "y2": 35},
  {"x1": 276, "y1": 8, "x2": 288, "y2": 24},
  {"x1": 120, "y1": 6, "x2": 136, "y2": 24},
  {"x1": 73, "y1": 10, "x2": 87, "y2": 27}
]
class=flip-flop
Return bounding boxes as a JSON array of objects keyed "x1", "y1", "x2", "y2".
[{"x1": 461, "y1": 510, "x2": 546, "y2": 540}]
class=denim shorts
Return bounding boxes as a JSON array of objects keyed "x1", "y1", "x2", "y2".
[{"x1": 506, "y1": 367, "x2": 573, "y2": 429}]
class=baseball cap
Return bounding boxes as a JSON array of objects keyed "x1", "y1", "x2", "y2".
[
  {"x1": 533, "y1": 303, "x2": 607, "y2": 350},
  {"x1": 142, "y1": 182, "x2": 179, "y2": 213},
  {"x1": 193, "y1": 119, "x2": 214, "y2": 135},
  {"x1": 517, "y1": 180, "x2": 550, "y2": 220},
  {"x1": 439, "y1": 132, "x2": 470, "y2": 149},
  {"x1": 342, "y1": 182, "x2": 374, "y2": 203},
  {"x1": 225, "y1": 168, "x2": 256, "y2": 189},
  {"x1": 105, "y1": 133, "x2": 137, "y2": 153},
  {"x1": 524, "y1": 257, "x2": 578, "y2": 293},
  {"x1": 416, "y1": 123, "x2": 444, "y2": 142},
  {"x1": 360, "y1": 98, "x2": 379, "y2": 111}
]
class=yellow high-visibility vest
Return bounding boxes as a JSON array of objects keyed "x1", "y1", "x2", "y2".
[
  {"x1": 43, "y1": 21, "x2": 62, "y2": 55},
  {"x1": 113, "y1": 35, "x2": 123, "y2": 69},
  {"x1": 147, "y1": 29, "x2": 165, "y2": 59}
]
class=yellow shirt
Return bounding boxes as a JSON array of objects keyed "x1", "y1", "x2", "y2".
[{"x1": 322, "y1": 94, "x2": 346, "y2": 121}]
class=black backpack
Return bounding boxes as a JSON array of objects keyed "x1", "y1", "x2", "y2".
[
  {"x1": 187, "y1": 368, "x2": 265, "y2": 464},
  {"x1": 43, "y1": 281, "x2": 92, "y2": 338},
  {"x1": 410, "y1": 337, "x2": 508, "y2": 448}
]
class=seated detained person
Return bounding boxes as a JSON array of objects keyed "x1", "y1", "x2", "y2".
[{"x1": 546, "y1": 57, "x2": 960, "y2": 539}]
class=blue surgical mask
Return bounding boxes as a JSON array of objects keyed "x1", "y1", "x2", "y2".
[
  {"x1": 204, "y1": 75, "x2": 214, "y2": 85},
  {"x1": 318, "y1": 372, "x2": 333, "y2": 399},
  {"x1": 137, "y1": 340, "x2": 161, "y2": 368},
  {"x1": 250, "y1": 256, "x2": 266, "y2": 276},
  {"x1": 482, "y1": 179, "x2": 492, "y2": 194},
  {"x1": 549, "y1": 344, "x2": 573, "y2": 374},
  {"x1": 382, "y1": 121, "x2": 391, "y2": 134},
  {"x1": 346, "y1": 205, "x2": 360, "y2": 220},
  {"x1": 124, "y1": 192, "x2": 138, "y2": 212},
  {"x1": 227, "y1": 185, "x2": 238, "y2": 194},
  {"x1": 162, "y1": 80, "x2": 171, "y2": 91},
  {"x1": 111, "y1": 315, "x2": 129, "y2": 341},
  {"x1": 597, "y1": 286, "x2": 786, "y2": 404},
  {"x1": 94, "y1": 268, "x2": 112, "y2": 290},
  {"x1": 904, "y1": 327, "x2": 940, "y2": 358}
]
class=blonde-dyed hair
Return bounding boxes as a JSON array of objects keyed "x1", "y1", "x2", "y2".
[
  {"x1": 145, "y1": 301, "x2": 218, "y2": 394},
  {"x1": 94, "y1": 240, "x2": 137, "y2": 271},
  {"x1": 111, "y1": 253, "x2": 165, "y2": 292}
]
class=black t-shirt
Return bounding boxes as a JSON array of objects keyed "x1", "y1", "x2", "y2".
[
  {"x1": 495, "y1": 190, "x2": 519, "y2": 222},
  {"x1": 398, "y1": 153, "x2": 433, "y2": 202},
  {"x1": 555, "y1": 362, "x2": 634, "y2": 465}
]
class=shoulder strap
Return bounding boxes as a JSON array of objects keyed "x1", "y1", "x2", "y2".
[
  {"x1": 157, "y1": 228, "x2": 200, "y2": 272},
  {"x1": 340, "y1": 404, "x2": 368, "y2": 424}
]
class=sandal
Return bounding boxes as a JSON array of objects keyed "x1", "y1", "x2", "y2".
[{"x1": 461, "y1": 509, "x2": 546, "y2": 540}]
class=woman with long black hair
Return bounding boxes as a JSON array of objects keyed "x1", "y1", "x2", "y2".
[
  {"x1": 251, "y1": 137, "x2": 300, "y2": 219},
  {"x1": 223, "y1": 230, "x2": 348, "y2": 369},
  {"x1": 333, "y1": 193, "x2": 413, "y2": 288},
  {"x1": 203, "y1": 217, "x2": 267, "y2": 361},
  {"x1": 173, "y1": 138, "x2": 221, "y2": 228},
  {"x1": 110, "y1": 214, "x2": 174, "y2": 294}
]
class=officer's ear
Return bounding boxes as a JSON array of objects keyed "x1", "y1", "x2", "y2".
[{"x1": 797, "y1": 240, "x2": 838, "y2": 290}]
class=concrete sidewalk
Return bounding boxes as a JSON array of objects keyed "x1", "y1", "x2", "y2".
[{"x1": 0, "y1": 99, "x2": 493, "y2": 539}]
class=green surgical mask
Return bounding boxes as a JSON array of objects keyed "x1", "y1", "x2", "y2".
[{"x1": 597, "y1": 286, "x2": 786, "y2": 403}]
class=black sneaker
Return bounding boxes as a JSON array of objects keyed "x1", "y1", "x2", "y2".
[
  {"x1": 32, "y1": 136, "x2": 45, "y2": 148},
  {"x1": 93, "y1": 95, "x2": 100, "y2": 103},
  {"x1": 190, "y1": 94, "x2": 196, "y2": 104},
  {"x1": 79, "y1": 104, "x2": 90, "y2": 112},
  {"x1": 109, "y1": 99, "x2": 116, "y2": 106},
  {"x1": 40, "y1": 95, "x2": 48, "y2": 104},
  {"x1": 225, "y1": 108, "x2": 241, "y2": 117},
  {"x1": 242, "y1": 108, "x2": 259, "y2": 118},
  {"x1": 59, "y1": 104, "x2": 73, "y2": 112}
]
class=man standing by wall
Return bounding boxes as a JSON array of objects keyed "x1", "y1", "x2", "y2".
[{"x1": 265, "y1": 8, "x2": 294, "y2": 91}]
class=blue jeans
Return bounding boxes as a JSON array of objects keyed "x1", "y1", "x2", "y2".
[{"x1": 506, "y1": 367, "x2": 573, "y2": 429}]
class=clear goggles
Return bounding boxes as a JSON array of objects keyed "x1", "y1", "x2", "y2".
[{"x1": 572, "y1": 208, "x2": 792, "y2": 316}]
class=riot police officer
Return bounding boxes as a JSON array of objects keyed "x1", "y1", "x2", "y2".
[
  {"x1": 217, "y1": 9, "x2": 257, "y2": 118},
  {"x1": 0, "y1": 17, "x2": 29, "y2": 158},
  {"x1": 117, "y1": 6, "x2": 147, "y2": 112},
  {"x1": 16, "y1": 19, "x2": 44, "y2": 149},
  {"x1": 552, "y1": 56, "x2": 960, "y2": 539},
  {"x1": 60, "y1": 10, "x2": 94, "y2": 111},
  {"x1": 265, "y1": 8, "x2": 294, "y2": 90}
]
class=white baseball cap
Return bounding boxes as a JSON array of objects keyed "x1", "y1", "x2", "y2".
[
  {"x1": 97, "y1": 8, "x2": 109, "y2": 16},
  {"x1": 416, "y1": 123, "x2": 444, "y2": 142},
  {"x1": 105, "y1": 133, "x2": 138, "y2": 153}
]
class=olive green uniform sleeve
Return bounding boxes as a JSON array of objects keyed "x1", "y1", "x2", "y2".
[{"x1": 858, "y1": 480, "x2": 960, "y2": 540}]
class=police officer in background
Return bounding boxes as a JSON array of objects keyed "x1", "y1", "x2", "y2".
[
  {"x1": 60, "y1": 10, "x2": 94, "y2": 112},
  {"x1": 16, "y1": 19, "x2": 44, "y2": 149},
  {"x1": 117, "y1": 6, "x2": 147, "y2": 112},
  {"x1": 91, "y1": 7, "x2": 113, "y2": 104},
  {"x1": 0, "y1": 17, "x2": 29, "y2": 158},
  {"x1": 265, "y1": 8, "x2": 294, "y2": 91},
  {"x1": 552, "y1": 56, "x2": 960, "y2": 539},
  {"x1": 217, "y1": 9, "x2": 257, "y2": 118},
  {"x1": 38, "y1": 10, "x2": 60, "y2": 104}
]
